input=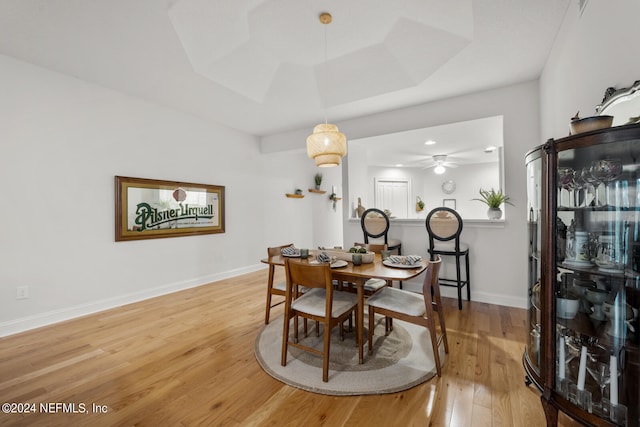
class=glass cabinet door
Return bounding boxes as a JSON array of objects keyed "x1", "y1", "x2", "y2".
[
  {"x1": 526, "y1": 150, "x2": 542, "y2": 378},
  {"x1": 554, "y1": 138, "x2": 640, "y2": 426}
]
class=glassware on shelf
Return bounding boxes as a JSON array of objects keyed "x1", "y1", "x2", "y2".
[
  {"x1": 586, "y1": 288, "x2": 608, "y2": 321},
  {"x1": 558, "y1": 167, "x2": 575, "y2": 208},
  {"x1": 587, "y1": 361, "x2": 611, "y2": 414},
  {"x1": 585, "y1": 166, "x2": 603, "y2": 207},
  {"x1": 572, "y1": 168, "x2": 590, "y2": 207},
  {"x1": 590, "y1": 159, "x2": 622, "y2": 206}
]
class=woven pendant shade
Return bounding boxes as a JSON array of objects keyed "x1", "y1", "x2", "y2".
[{"x1": 306, "y1": 123, "x2": 347, "y2": 167}]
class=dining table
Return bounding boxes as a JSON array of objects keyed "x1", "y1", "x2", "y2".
[{"x1": 261, "y1": 250, "x2": 429, "y2": 364}]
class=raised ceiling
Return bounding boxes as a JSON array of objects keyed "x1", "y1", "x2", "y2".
[{"x1": 0, "y1": 0, "x2": 570, "y2": 137}]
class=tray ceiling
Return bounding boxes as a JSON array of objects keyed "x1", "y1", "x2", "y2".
[{"x1": 0, "y1": 0, "x2": 570, "y2": 136}]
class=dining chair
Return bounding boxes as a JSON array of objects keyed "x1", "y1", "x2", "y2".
[
  {"x1": 425, "y1": 207, "x2": 470, "y2": 310},
  {"x1": 264, "y1": 243, "x2": 295, "y2": 324},
  {"x1": 360, "y1": 208, "x2": 402, "y2": 255},
  {"x1": 281, "y1": 258, "x2": 358, "y2": 382},
  {"x1": 366, "y1": 256, "x2": 448, "y2": 376}
]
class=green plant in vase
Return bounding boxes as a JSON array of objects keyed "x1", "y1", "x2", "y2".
[
  {"x1": 472, "y1": 188, "x2": 513, "y2": 219},
  {"x1": 314, "y1": 173, "x2": 323, "y2": 190}
]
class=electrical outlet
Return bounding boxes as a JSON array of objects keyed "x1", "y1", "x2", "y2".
[{"x1": 16, "y1": 286, "x2": 29, "y2": 300}]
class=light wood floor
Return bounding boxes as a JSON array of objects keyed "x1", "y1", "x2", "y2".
[{"x1": 0, "y1": 269, "x2": 582, "y2": 426}]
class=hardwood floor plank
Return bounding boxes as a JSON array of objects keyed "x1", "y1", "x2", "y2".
[{"x1": 0, "y1": 269, "x2": 558, "y2": 426}]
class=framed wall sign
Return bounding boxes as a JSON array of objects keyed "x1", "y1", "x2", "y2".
[
  {"x1": 442, "y1": 198, "x2": 457, "y2": 210},
  {"x1": 115, "y1": 176, "x2": 225, "y2": 241}
]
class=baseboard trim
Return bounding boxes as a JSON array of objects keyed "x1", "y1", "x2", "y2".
[
  {"x1": 0, "y1": 264, "x2": 265, "y2": 337},
  {"x1": 399, "y1": 278, "x2": 527, "y2": 309}
]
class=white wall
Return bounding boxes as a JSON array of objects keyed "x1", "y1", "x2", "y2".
[
  {"x1": 540, "y1": 0, "x2": 640, "y2": 139},
  {"x1": 0, "y1": 54, "x2": 338, "y2": 336},
  {"x1": 350, "y1": 162, "x2": 499, "y2": 220}
]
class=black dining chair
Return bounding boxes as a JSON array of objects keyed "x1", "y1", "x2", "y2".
[
  {"x1": 360, "y1": 208, "x2": 402, "y2": 255},
  {"x1": 425, "y1": 207, "x2": 470, "y2": 310}
]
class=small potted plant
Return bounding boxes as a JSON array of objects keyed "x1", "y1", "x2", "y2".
[
  {"x1": 314, "y1": 173, "x2": 323, "y2": 190},
  {"x1": 472, "y1": 188, "x2": 513, "y2": 219},
  {"x1": 329, "y1": 191, "x2": 338, "y2": 211}
]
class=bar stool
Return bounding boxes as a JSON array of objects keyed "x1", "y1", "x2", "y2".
[
  {"x1": 425, "y1": 207, "x2": 470, "y2": 310},
  {"x1": 361, "y1": 208, "x2": 402, "y2": 288},
  {"x1": 360, "y1": 208, "x2": 402, "y2": 254}
]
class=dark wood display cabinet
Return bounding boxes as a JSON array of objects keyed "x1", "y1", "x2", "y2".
[{"x1": 524, "y1": 108, "x2": 640, "y2": 426}]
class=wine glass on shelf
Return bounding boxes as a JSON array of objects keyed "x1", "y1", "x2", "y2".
[
  {"x1": 572, "y1": 168, "x2": 589, "y2": 208},
  {"x1": 590, "y1": 159, "x2": 622, "y2": 206},
  {"x1": 582, "y1": 167, "x2": 601, "y2": 207},
  {"x1": 557, "y1": 167, "x2": 575, "y2": 208},
  {"x1": 586, "y1": 361, "x2": 611, "y2": 415}
]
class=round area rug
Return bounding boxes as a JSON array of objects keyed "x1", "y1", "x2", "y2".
[{"x1": 254, "y1": 315, "x2": 444, "y2": 395}]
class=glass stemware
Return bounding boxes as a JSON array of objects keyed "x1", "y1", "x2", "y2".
[
  {"x1": 582, "y1": 167, "x2": 601, "y2": 207},
  {"x1": 590, "y1": 159, "x2": 623, "y2": 206},
  {"x1": 587, "y1": 361, "x2": 611, "y2": 414},
  {"x1": 572, "y1": 168, "x2": 589, "y2": 207},
  {"x1": 557, "y1": 167, "x2": 575, "y2": 208}
]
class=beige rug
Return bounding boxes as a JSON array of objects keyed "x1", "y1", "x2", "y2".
[{"x1": 254, "y1": 315, "x2": 443, "y2": 395}]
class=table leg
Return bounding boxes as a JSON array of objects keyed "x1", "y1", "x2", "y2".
[{"x1": 357, "y1": 279, "x2": 364, "y2": 364}]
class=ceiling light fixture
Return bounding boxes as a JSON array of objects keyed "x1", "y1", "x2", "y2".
[
  {"x1": 425, "y1": 140, "x2": 437, "y2": 145},
  {"x1": 433, "y1": 155, "x2": 447, "y2": 174},
  {"x1": 484, "y1": 146, "x2": 497, "y2": 153},
  {"x1": 306, "y1": 12, "x2": 347, "y2": 168}
]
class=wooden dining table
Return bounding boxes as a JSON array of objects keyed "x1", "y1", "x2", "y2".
[{"x1": 261, "y1": 251, "x2": 429, "y2": 364}]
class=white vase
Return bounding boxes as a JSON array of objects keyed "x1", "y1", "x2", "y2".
[{"x1": 487, "y1": 207, "x2": 502, "y2": 220}]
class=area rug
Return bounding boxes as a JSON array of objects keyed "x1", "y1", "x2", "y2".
[{"x1": 254, "y1": 315, "x2": 444, "y2": 395}]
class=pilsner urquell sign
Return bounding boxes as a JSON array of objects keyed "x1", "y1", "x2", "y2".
[{"x1": 115, "y1": 176, "x2": 225, "y2": 241}]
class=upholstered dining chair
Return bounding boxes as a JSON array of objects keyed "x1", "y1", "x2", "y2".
[
  {"x1": 425, "y1": 207, "x2": 470, "y2": 310},
  {"x1": 281, "y1": 258, "x2": 358, "y2": 382},
  {"x1": 366, "y1": 256, "x2": 448, "y2": 376},
  {"x1": 360, "y1": 208, "x2": 402, "y2": 255},
  {"x1": 264, "y1": 243, "x2": 294, "y2": 324}
]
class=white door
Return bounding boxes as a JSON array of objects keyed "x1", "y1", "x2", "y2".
[{"x1": 374, "y1": 179, "x2": 409, "y2": 218}]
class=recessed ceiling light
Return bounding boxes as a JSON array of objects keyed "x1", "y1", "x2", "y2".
[
  {"x1": 484, "y1": 146, "x2": 497, "y2": 153},
  {"x1": 395, "y1": 164, "x2": 403, "y2": 167},
  {"x1": 425, "y1": 140, "x2": 437, "y2": 145}
]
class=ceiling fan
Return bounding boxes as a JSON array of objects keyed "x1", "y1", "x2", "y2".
[{"x1": 421, "y1": 155, "x2": 460, "y2": 174}]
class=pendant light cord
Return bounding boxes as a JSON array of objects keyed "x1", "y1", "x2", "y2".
[{"x1": 323, "y1": 22, "x2": 328, "y2": 125}]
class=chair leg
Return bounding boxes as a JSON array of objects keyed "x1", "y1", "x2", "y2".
[
  {"x1": 322, "y1": 321, "x2": 331, "y2": 382},
  {"x1": 265, "y1": 266, "x2": 275, "y2": 324},
  {"x1": 281, "y1": 313, "x2": 290, "y2": 367},
  {"x1": 397, "y1": 245, "x2": 403, "y2": 289},
  {"x1": 424, "y1": 285, "x2": 443, "y2": 377},
  {"x1": 368, "y1": 308, "x2": 375, "y2": 355},
  {"x1": 465, "y1": 252, "x2": 471, "y2": 301},
  {"x1": 455, "y1": 255, "x2": 463, "y2": 310},
  {"x1": 432, "y1": 285, "x2": 449, "y2": 354},
  {"x1": 427, "y1": 314, "x2": 442, "y2": 377}
]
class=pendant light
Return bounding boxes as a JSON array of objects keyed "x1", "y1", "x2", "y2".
[{"x1": 306, "y1": 12, "x2": 347, "y2": 168}]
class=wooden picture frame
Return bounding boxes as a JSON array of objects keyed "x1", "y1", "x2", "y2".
[
  {"x1": 443, "y1": 198, "x2": 457, "y2": 210},
  {"x1": 115, "y1": 176, "x2": 225, "y2": 241}
]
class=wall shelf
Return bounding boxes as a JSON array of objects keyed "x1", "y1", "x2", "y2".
[
  {"x1": 308, "y1": 189, "x2": 327, "y2": 194},
  {"x1": 285, "y1": 193, "x2": 304, "y2": 198}
]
